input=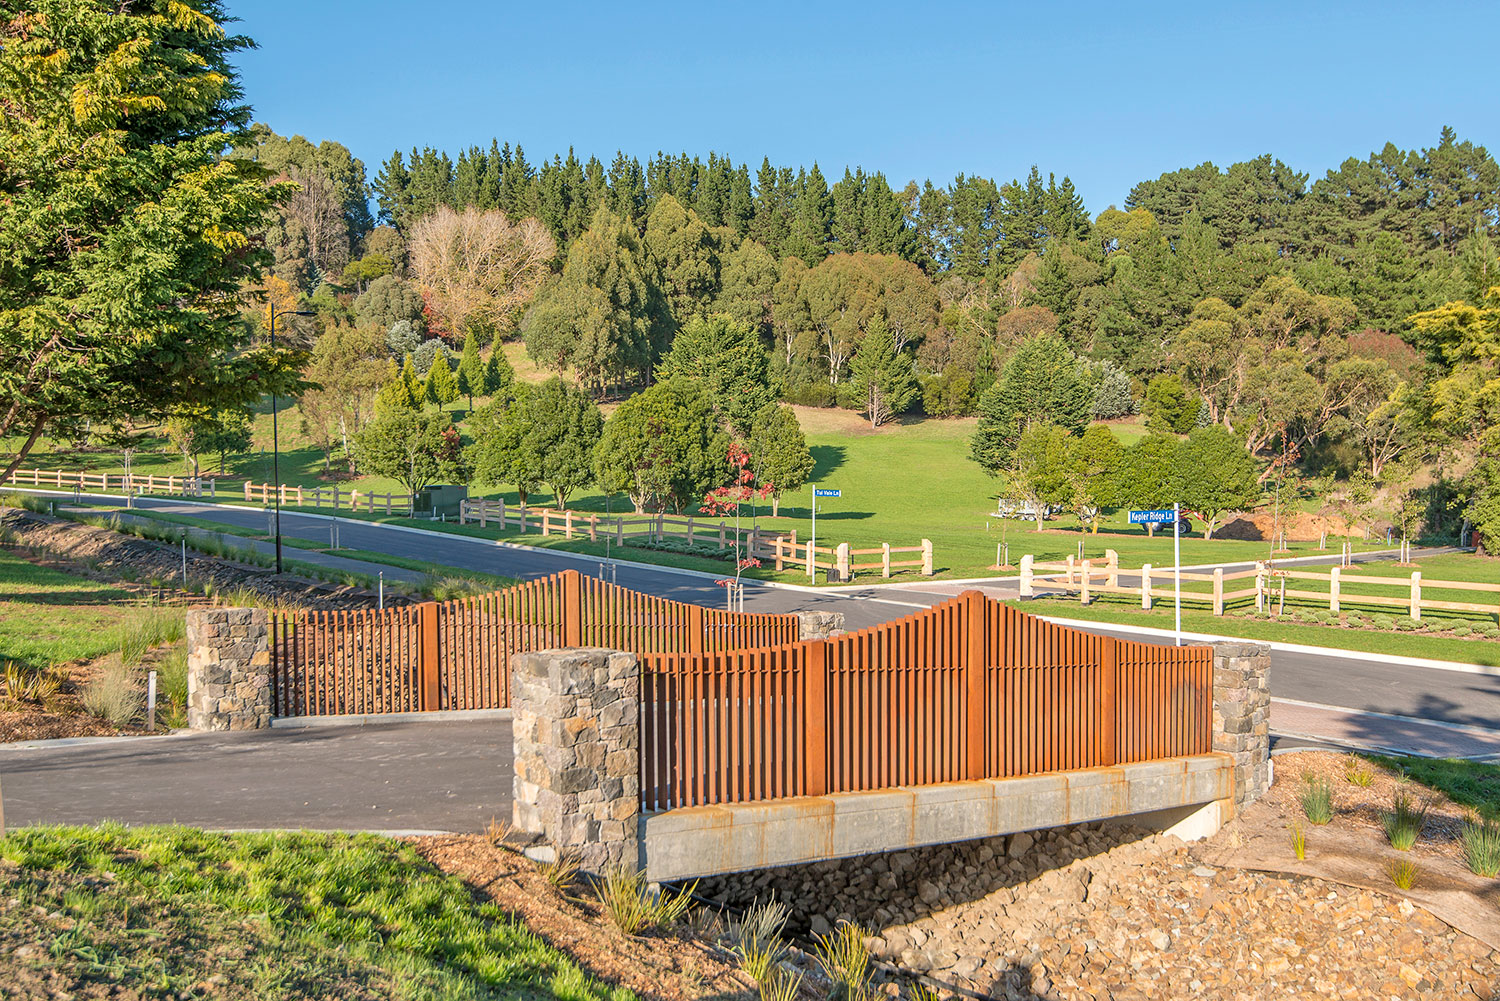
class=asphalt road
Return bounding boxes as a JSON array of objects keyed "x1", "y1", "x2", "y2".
[
  {"x1": 0, "y1": 719, "x2": 510, "y2": 832},
  {"x1": 25, "y1": 491, "x2": 1500, "y2": 759}
]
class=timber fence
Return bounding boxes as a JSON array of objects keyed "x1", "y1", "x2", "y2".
[
  {"x1": 1018, "y1": 553, "x2": 1500, "y2": 622},
  {"x1": 243, "y1": 481, "x2": 412, "y2": 515},
  {"x1": 638, "y1": 589, "x2": 1213, "y2": 811},
  {"x1": 268, "y1": 570, "x2": 800, "y2": 717},
  {"x1": 3, "y1": 467, "x2": 219, "y2": 498},
  {"x1": 0, "y1": 467, "x2": 415, "y2": 515},
  {"x1": 459, "y1": 498, "x2": 933, "y2": 580}
]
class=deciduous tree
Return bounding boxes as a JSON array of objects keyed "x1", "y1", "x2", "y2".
[{"x1": 409, "y1": 205, "x2": 556, "y2": 339}]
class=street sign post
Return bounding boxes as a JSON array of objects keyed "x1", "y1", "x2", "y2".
[{"x1": 810, "y1": 487, "x2": 841, "y2": 579}]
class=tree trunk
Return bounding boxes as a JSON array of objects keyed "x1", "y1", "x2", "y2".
[{"x1": 772, "y1": 495, "x2": 780, "y2": 517}]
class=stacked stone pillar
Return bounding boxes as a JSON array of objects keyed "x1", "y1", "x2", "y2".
[
  {"x1": 1211, "y1": 641, "x2": 1271, "y2": 811},
  {"x1": 186, "y1": 608, "x2": 273, "y2": 730},
  {"x1": 511, "y1": 648, "x2": 640, "y2": 871}
]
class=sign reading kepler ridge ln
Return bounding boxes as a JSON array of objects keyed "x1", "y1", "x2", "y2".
[{"x1": 1128, "y1": 508, "x2": 1177, "y2": 524}]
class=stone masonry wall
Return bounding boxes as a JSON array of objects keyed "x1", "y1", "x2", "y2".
[
  {"x1": 1211, "y1": 640, "x2": 1271, "y2": 811},
  {"x1": 511, "y1": 647, "x2": 640, "y2": 872},
  {"x1": 186, "y1": 607, "x2": 273, "y2": 731},
  {"x1": 795, "y1": 610, "x2": 846, "y2": 640}
]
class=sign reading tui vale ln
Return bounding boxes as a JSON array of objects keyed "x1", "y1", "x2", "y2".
[
  {"x1": 814, "y1": 488, "x2": 841, "y2": 498},
  {"x1": 1129, "y1": 508, "x2": 1177, "y2": 524}
]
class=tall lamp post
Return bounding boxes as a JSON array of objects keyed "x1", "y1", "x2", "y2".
[{"x1": 268, "y1": 308, "x2": 313, "y2": 574}]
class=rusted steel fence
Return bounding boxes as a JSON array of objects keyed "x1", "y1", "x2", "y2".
[
  {"x1": 639, "y1": 590, "x2": 1213, "y2": 812},
  {"x1": 270, "y1": 570, "x2": 799, "y2": 717}
]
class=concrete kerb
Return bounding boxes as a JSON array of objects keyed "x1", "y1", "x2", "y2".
[{"x1": 270, "y1": 708, "x2": 512, "y2": 729}]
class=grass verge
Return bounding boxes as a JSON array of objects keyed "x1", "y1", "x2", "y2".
[
  {"x1": 0, "y1": 825, "x2": 634, "y2": 1001},
  {"x1": 1365, "y1": 756, "x2": 1500, "y2": 818}
]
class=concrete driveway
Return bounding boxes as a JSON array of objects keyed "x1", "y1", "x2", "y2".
[{"x1": 0, "y1": 718, "x2": 510, "y2": 833}]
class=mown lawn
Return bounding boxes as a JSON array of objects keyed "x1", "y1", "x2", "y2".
[
  {"x1": 0, "y1": 548, "x2": 140, "y2": 670},
  {"x1": 0, "y1": 825, "x2": 632, "y2": 1001},
  {"x1": 1365, "y1": 757, "x2": 1500, "y2": 817},
  {"x1": 0, "y1": 404, "x2": 1428, "y2": 584}
]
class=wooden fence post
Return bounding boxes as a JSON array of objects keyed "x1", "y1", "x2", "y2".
[
  {"x1": 774, "y1": 538, "x2": 785, "y2": 572},
  {"x1": 565, "y1": 510, "x2": 574, "y2": 540},
  {"x1": 1019, "y1": 554, "x2": 1034, "y2": 597},
  {"x1": 563, "y1": 570, "x2": 583, "y2": 645},
  {"x1": 418, "y1": 602, "x2": 440, "y2": 711},
  {"x1": 1141, "y1": 564, "x2": 1153, "y2": 609},
  {"x1": 835, "y1": 542, "x2": 850, "y2": 582},
  {"x1": 806, "y1": 540, "x2": 815, "y2": 578},
  {"x1": 589, "y1": 514, "x2": 598, "y2": 542},
  {"x1": 1065, "y1": 554, "x2": 1075, "y2": 584},
  {"x1": 518, "y1": 503, "x2": 527, "y2": 534},
  {"x1": 718, "y1": 521, "x2": 726, "y2": 548},
  {"x1": 882, "y1": 542, "x2": 891, "y2": 578},
  {"x1": 1106, "y1": 549, "x2": 1119, "y2": 588},
  {"x1": 542, "y1": 509, "x2": 552, "y2": 537},
  {"x1": 686, "y1": 517, "x2": 695, "y2": 545},
  {"x1": 964, "y1": 590, "x2": 986, "y2": 780},
  {"x1": 921, "y1": 538, "x2": 933, "y2": 576},
  {"x1": 615, "y1": 516, "x2": 623, "y2": 546},
  {"x1": 1212, "y1": 568, "x2": 1224, "y2": 616},
  {"x1": 1080, "y1": 560, "x2": 1092, "y2": 604},
  {"x1": 1410, "y1": 571, "x2": 1421, "y2": 621},
  {"x1": 804, "y1": 642, "x2": 828, "y2": 796},
  {"x1": 1098, "y1": 636, "x2": 1117, "y2": 766},
  {"x1": 1329, "y1": 566, "x2": 1341, "y2": 614}
]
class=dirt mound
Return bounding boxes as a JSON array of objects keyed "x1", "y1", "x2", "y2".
[{"x1": 1217, "y1": 510, "x2": 1358, "y2": 542}]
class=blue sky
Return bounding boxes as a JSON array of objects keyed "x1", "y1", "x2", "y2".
[{"x1": 234, "y1": 0, "x2": 1497, "y2": 212}]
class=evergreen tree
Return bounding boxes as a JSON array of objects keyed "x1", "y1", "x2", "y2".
[
  {"x1": 747, "y1": 404, "x2": 814, "y2": 516},
  {"x1": 423, "y1": 354, "x2": 460, "y2": 407},
  {"x1": 456, "y1": 335, "x2": 485, "y2": 409},
  {"x1": 593, "y1": 377, "x2": 728, "y2": 513},
  {"x1": 374, "y1": 359, "x2": 419, "y2": 418},
  {"x1": 843, "y1": 317, "x2": 918, "y2": 428},
  {"x1": 970, "y1": 333, "x2": 1093, "y2": 469},
  {"x1": 400, "y1": 354, "x2": 423, "y2": 403},
  {"x1": 483, "y1": 347, "x2": 516, "y2": 399},
  {"x1": 1171, "y1": 425, "x2": 1261, "y2": 538},
  {"x1": 657, "y1": 315, "x2": 776, "y2": 433}
]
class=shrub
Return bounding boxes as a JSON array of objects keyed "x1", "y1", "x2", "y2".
[
  {"x1": 540, "y1": 849, "x2": 581, "y2": 891},
  {"x1": 1387, "y1": 858, "x2": 1420, "y2": 891},
  {"x1": 1452, "y1": 625, "x2": 1472, "y2": 637},
  {"x1": 1299, "y1": 774, "x2": 1333, "y2": 825},
  {"x1": 598, "y1": 867, "x2": 694, "y2": 935},
  {"x1": 814, "y1": 921, "x2": 872, "y2": 1000},
  {"x1": 1382, "y1": 789, "x2": 1429, "y2": 850},
  {"x1": 1372, "y1": 614, "x2": 1396, "y2": 630},
  {"x1": 1461, "y1": 816, "x2": 1500, "y2": 878},
  {"x1": 81, "y1": 657, "x2": 143, "y2": 725},
  {"x1": 1346, "y1": 613, "x2": 1368, "y2": 627},
  {"x1": 729, "y1": 899, "x2": 790, "y2": 984}
]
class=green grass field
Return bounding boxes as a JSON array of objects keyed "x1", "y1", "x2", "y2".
[
  {"x1": 0, "y1": 825, "x2": 632, "y2": 1001},
  {"x1": 0, "y1": 403, "x2": 1445, "y2": 585},
  {"x1": 0, "y1": 548, "x2": 141, "y2": 670}
]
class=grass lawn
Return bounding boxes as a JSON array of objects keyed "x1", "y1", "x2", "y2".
[
  {"x1": 0, "y1": 548, "x2": 142, "y2": 670},
  {"x1": 1364, "y1": 757, "x2": 1500, "y2": 817},
  {"x1": 0, "y1": 825, "x2": 632, "y2": 1001},
  {"x1": 0, "y1": 403, "x2": 1435, "y2": 584},
  {"x1": 1026, "y1": 592, "x2": 1500, "y2": 666}
]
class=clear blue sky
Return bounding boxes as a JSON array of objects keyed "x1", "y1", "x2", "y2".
[{"x1": 234, "y1": 0, "x2": 1497, "y2": 213}]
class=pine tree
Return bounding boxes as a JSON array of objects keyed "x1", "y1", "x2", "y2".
[
  {"x1": 400, "y1": 355, "x2": 423, "y2": 403},
  {"x1": 374, "y1": 359, "x2": 418, "y2": 418},
  {"x1": 483, "y1": 347, "x2": 516, "y2": 399},
  {"x1": 456, "y1": 335, "x2": 485, "y2": 410},
  {"x1": 424, "y1": 355, "x2": 460, "y2": 407},
  {"x1": 843, "y1": 317, "x2": 918, "y2": 428}
]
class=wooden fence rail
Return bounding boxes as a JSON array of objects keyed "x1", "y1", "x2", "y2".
[
  {"x1": 638, "y1": 590, "x2": 1213, "y2": 811},
  {"x1": 3, "y1": 468, "x2": 218, "y2": 498},
  {"x1": 1020, "y1": 554, "x2": 1500, "y2": 622},
  {"x1": 244, "y1": 482, "x2": 411, "y2": 515}
]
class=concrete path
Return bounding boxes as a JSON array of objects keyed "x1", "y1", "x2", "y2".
[{"x1": 0, "y1": 719, "x2": 510, "y2": 833}]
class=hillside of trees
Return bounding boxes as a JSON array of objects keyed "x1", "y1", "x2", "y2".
[{"x1": 219, "y1": 125, "x2": 1500, "y2": 547}]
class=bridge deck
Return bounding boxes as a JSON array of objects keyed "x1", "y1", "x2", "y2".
[{"x1": 642, "y1": 752, "x2": 1234, "y2": 881}]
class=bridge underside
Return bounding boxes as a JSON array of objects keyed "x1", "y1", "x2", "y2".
[{"x1": 642, "y1": 753, "x2": 1234, "y2": 882}]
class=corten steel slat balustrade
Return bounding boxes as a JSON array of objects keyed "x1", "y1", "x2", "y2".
[
  {"x1": 637, "y1": 590, "x2": 1214, "y2": 813},
  {"x1": 269, "y1": 570, "x2": 800, "y2": 717}
]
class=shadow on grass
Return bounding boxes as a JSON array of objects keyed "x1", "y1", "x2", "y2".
[{"x1": 809, "y1": 444, "x2": 846, "y2": 480}]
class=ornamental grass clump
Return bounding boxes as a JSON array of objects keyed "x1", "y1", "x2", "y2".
[
  {"x1": 81, "y1": 656, "x2": 142, "y2": 725},
  {"x1": 1461, "y1": 816, "x2": 1500, "y2": 878},
  {"x1": 729, "y1": 898, "x2": 790, "y2": 984},
  {"x1": 1382, "y1": 788, "x2": 1430, "y2": 850},
  {"x1": 1388, "y1": 858, "x2": 1420, "y2": 891},
  {"x1": 758, "y1": 971, "x2": 803, "y2": 1001},
  {"x1": 1343, "y1": 755, "x2": 1375, "y2": 788},
  {"x1": 814, "y1": 920, "x2": 873, "y2": 1001},
  {"x1": 598, "y1": 866, "x2": 694, "y2": 935},
  {"x1": 1299, "y1": 774, "x2": 1333, "y2": 825},
  {"x1": 1290, "y1": 823, "x2": 1306, "y2": 860}
]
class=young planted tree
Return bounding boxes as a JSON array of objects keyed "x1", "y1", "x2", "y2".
[
  {"x1": 0, "y1": 1, "x2": 300, "y2": 479},
  {"x1": 747, "y1": 404, "x2": 814, "y2": 516},
  {"x1": 843, "y1": 317, "x2": 918, "y2": 428},
  {"x1": 354, "y1": 410, "x2": 466, "y2": 505},
  {"x1": 1066, "y1": 425, "x2": 1125, "y2": 533},
  {"x1": 299, "y1": 325, "x2": 388, "y2": 473},
  {"x1": 166, "y1": 407, "x2": 249, "y2": 478},
  {"x1": 373, "y1": 359, "x2": 419, "y2": 419},
  {"x1": 1009, "y1": 424, "x2": 1073, "y2": 531}
]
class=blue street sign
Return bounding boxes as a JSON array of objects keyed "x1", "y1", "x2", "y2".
[
  {"x1": 1129, "y1": 508, "x2": 1177, "y2": 524},
  {"x1": 814, "y1": 488, "x2": 841, "y2": 498}
]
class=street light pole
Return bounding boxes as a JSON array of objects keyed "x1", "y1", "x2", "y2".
[{"x1": 268, "y1": 307, "x2": 313, "y2": 574}]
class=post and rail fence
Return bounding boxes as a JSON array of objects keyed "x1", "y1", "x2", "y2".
[{"x1": 1018, "y1": 554, "x2": 1500, "y2": 623}]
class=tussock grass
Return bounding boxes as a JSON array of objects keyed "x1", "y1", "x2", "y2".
[
  {"x1": 814, "y1": 920, "x2": 872, "y2": 1000},
  {"x1": 597, "y1": 867, "x2": 694, "y2": 936},
  {"x1": 1382, "y1": 788, "x2": 1430, "y2": 850},
  {"x1": 728, "y1": 898, "x2": 790, "y2": 984},
  {"x1": 1461, "y1": 816, "x2": 1500, "y2": 877},
  {"x1": 80, "y1": 656, "x2": 142, "y2": 725},
  {"x1": 1290, "y1": 823, "x2": 1306, "y2": 860},
  {"x1": 1299, "y1": 774, "x2": 1333, "y2": 825},
  {"x1": 1388, "y1": 858, "x2": 1420, "y2": 890}
]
